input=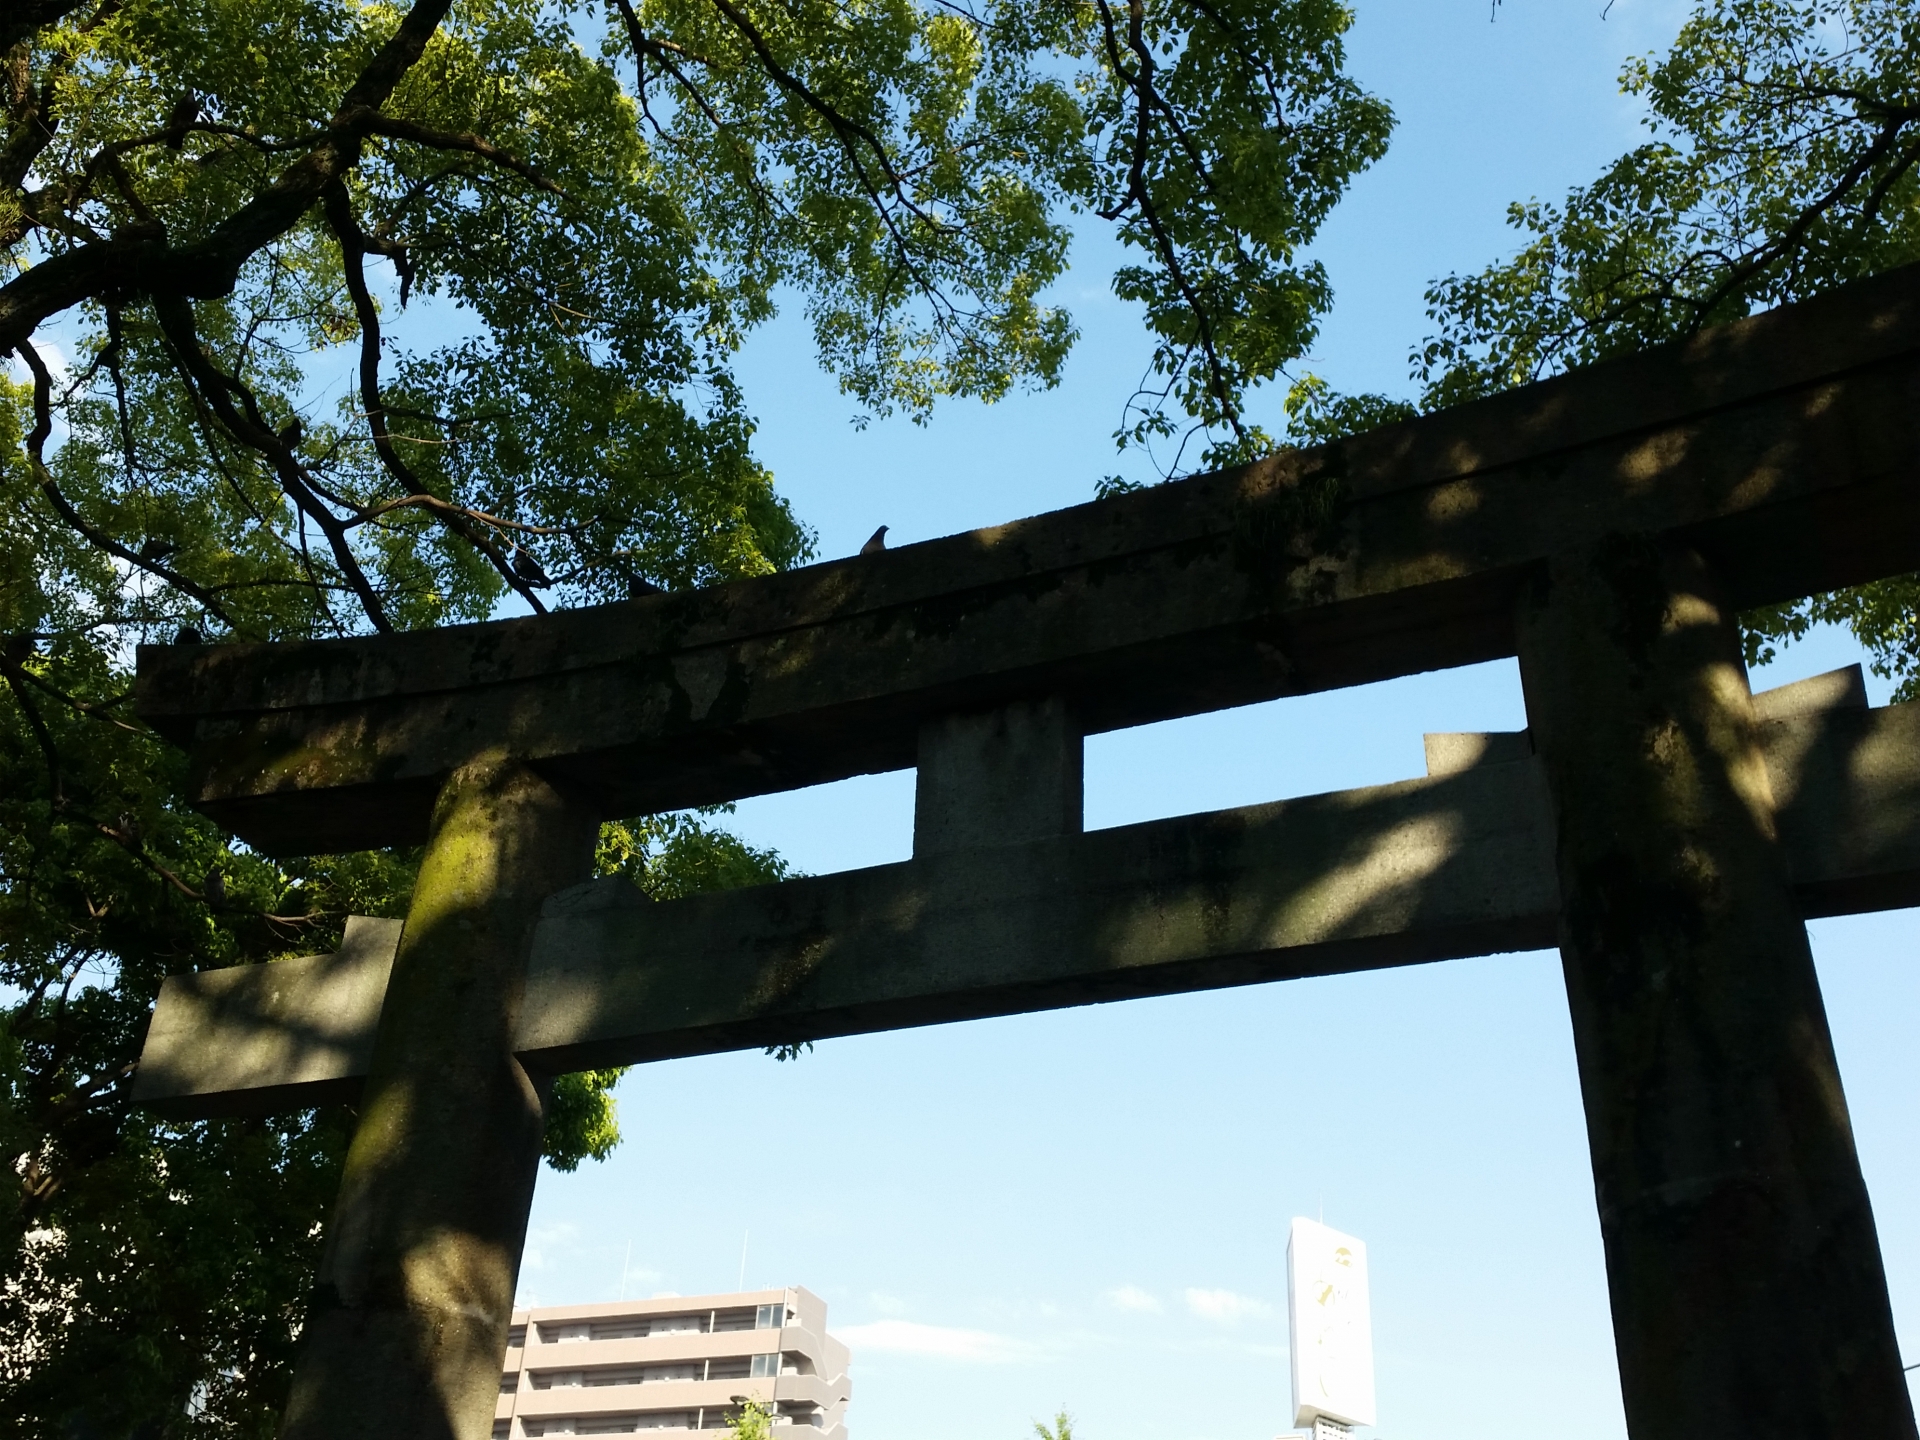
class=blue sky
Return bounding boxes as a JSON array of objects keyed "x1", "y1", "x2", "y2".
[{"x1": 513, "y1": 5, "x2": 1920, "y2": 1440}]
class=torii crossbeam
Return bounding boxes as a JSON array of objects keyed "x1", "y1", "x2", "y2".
[{"x1": 134, "y1": 265, "x2": 1920, "y2": 1440}]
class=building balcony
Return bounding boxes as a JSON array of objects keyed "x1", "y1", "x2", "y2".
[
  {"x1": 515, "y1": 1326, "x2": 833, "y2": 1371},
  {"x1": 501, "y1": 1417, "x2": 843, "y2": 1439}
]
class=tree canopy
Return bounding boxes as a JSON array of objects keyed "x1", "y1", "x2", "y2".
[{"x1": 0, "y1": 0, "x2": 1392, "y2": 1432}]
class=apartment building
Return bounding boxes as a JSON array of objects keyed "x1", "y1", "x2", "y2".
[{"x1": 497, "y1": 1287, "x2": 851, "y2": 1440}]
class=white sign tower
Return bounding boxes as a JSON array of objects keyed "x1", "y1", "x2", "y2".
[{"x1": 1287, "y1": 1218, "x2": 1377, "y2": 1437}]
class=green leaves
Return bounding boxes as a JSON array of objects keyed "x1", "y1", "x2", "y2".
[
  {"x1": 544, "y1": 1068, "x2": 630, "y2": 1172},
  {"x1": 8, "y1": 0, "x2": 816, "y2": 644},
  {"x1": 621, "y1": 0, "x2": 1084, "y2": 422},
  {"x1": 594, "y1": 807, "x2": 792, "y2": 901},
  {"x1": 0, "y1": 625, "x2": 418, "y2": 1433},
  {"x1": 1418, "y1": 0, "x2": 1920, "y2": 402},
  {"x1": 727, "y1": 1395, "x2": 779, "y2": 1440},
  {"x1": 1082, "y1": 0, "x2": 1392, "y2": 469}
]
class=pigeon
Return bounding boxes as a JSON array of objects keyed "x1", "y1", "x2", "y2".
[
  {"x1": 202, "y1": 869, "x2": 226, "y2": 908},
  {"x1": 173, "y1": 625, "x2": 204, "y2": 645},
  {"x1": 859, "y1": 525, "x2": 889, "y2": 555},
  {"x1": 626, "y1": 573, "x2": 662, "y2": 600},
  {"x1": 163, "y1": 92, "x2": 201, "y2": 149},
  {"x1": 138, "y1": 538, "x2": 180, "y2": 562},
  {"x1": 511, "y1": 546, "x2": 553, "y2": 588}
]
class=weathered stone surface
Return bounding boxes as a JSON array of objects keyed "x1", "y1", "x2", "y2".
[
  {"x1": 914, "y1": 696, "x2": 1081, "y2": 854},
  {"x1": 281, "y1": 756, "x2": 599, "y2": 1440},
  {"x1": 1752, "y1": 662, "x2": 1868, "y2": 719},
  {"x1": 133, "y1": 686, "x2": 1920, "y2": 1114},
  {"x1": 1421, "y1": 665, "x2": 1866, "y2": 778},
  {"x1": 132, "y1": 915, "x2": 401, "y2": 1117},
  {"x1": 1766, "y1": 697, "x2": 1920, "y2": 918},
  {"x1": 516, "y1": 755, "x2": 1559, "y2": 1072},
  {"x1": 1515, "y1": 542, "x2": 1912, "y2": 1437},
  {"x1": 516, "y1": 694, "x2": 1920, "y2": 1069},
  {"x1": 1422, "y1": 728, "x2": 1531, "y2": 776},
  {"x1": 134, "y1": 266, "x2": 1920, "y2": 855},
  {"x1": 1422, "y1": 666, "x2": 1920, "y2": 918}
]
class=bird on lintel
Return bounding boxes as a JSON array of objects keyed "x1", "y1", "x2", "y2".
[
  {"x1": 511, "y1": 546, "x2": 553, "y2": 588},
  {"x1": 860, "y1": 525, "x2": 889, "y2": 555}
]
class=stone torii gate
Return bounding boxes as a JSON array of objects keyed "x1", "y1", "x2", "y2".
[{"x1": 130, "y1": 266, "x2": 1920, "y2": 1440}]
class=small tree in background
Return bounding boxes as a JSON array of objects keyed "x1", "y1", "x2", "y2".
[{"x1": 728, "y1": 1396, "x2": 779, "y2": 1440}]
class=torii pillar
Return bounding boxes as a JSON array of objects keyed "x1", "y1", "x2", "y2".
[
  {"x1": 280, "y1": 755, "x2": 599, "y2": 1439},
  {"x1": 1517, "y1": 538, "x2": 1911, "y2": 1436}
]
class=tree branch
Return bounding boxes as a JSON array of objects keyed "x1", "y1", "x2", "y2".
[
  {"x1": 1090, "y1": 0, "x2": 1240, "y2": 437},
  {"x1": 1689, "y1": 112, "x2": 1920, "y2": 322},
  {"x1": 363, "y1": 113, "x2": 569, "y2": 197},
  {"x1": 149, "y1": 296, "x2": 395, "y2": 632},
  {"x1": 320, "y1": 181, "x2": 550, "y2": 615},
  {"x1": 696, "y1": 0, "x2": 955, "y2": 311},
  {"x1": 0, "y1": 650, "x2": 63, "y2": 807},
  {"x1": 11, "y1": 338, "x2": 238, "y2": 624},
  {"x1": 0, "y1": 0, "x2": 454, "y2": 351},
  {"x1": 6, "y1": 662, "x2": 142, "y2": 733}
]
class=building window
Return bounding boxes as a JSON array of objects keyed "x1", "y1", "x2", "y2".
[
  {"x1": 749, "y1": 1353, "x2": 781, "y2": 1379},
  {"x1": 754, "y1": 1305, "x2": 783, "y2": 1330}
]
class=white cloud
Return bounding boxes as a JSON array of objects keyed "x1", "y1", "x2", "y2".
[
  {"x1": 518, "y1": 1221, "x2": 580, "y2": 1275},
  {"x1": 835, "y1": 1319, "x2": 1027, "y2": 1363},
  {"x1": 1103, "y1": 1284, "x2": 1161, "y2": 1313},
  {"x1": 1184, "y1": 1287, "x2": 1274, "y2": 1325}
]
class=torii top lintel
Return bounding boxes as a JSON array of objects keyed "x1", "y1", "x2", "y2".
[{"x1": 135, "y1": 265, "x2": 1920, "y2": 857}]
